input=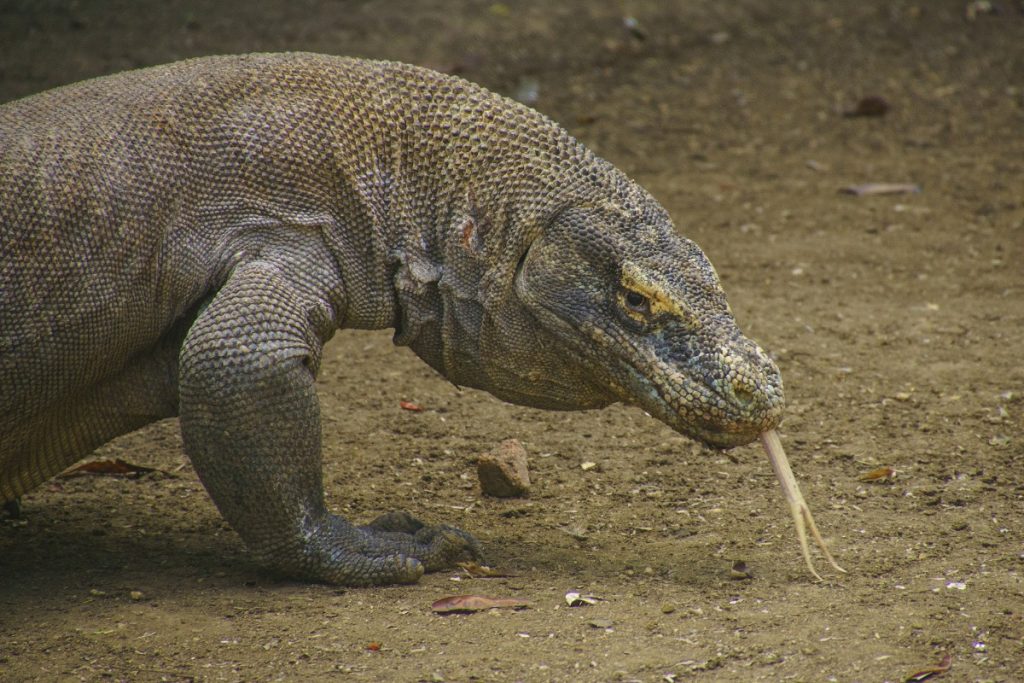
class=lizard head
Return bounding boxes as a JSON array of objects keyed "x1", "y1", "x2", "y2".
[{"x1": 508, "y1": 199, "x2": 785, "y2": 449}]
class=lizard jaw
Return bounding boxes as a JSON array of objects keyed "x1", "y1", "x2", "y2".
[
  {"x1": 563, "y1": 318, "x2": 784, "y2": 448},
  {"x1": 603, "y1": 330, "x2": 785, "y2": 448},
  {"x1": 613, "y1": 359, "x2": 782, "y2": 449}
]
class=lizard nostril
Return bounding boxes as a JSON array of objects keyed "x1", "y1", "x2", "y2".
[{"x1": 731, "y1": 381, "x2": 756, "y2": 406}]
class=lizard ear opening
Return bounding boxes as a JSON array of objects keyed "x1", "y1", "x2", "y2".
[
  {"x1": 515, "y1": 245, "x2": 529, "y2": 279},
  {"x1": 513, "y1": 238, "x2": 533, "y2": 295}
]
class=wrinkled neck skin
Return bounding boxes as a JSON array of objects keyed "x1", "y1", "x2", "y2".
[
  {"x1": 390, "y1": 190, "x2": 615, "y2": 410},
  {"x1": 389, "y1": 178, "x2": 784, "y2": 451}
]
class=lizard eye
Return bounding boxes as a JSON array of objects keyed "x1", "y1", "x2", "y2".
[{"x1": 623, "y1": 290, "x2": 650, "y2": 314}]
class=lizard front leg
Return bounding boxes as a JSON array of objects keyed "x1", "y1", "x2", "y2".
[{"x1": 177, "y1": 261, "x2": 481, "y2": 586}]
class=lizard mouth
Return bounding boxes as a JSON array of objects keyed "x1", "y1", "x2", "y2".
[{"x1": 610, "y1": 340, "x2": 785, "y2": 449}]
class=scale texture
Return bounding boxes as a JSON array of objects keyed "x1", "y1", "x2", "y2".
[{"x1": 0, "y1": 53, "x2": 783, "y2": 585}]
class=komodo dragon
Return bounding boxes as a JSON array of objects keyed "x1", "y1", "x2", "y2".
[{"x1": 1, "y1": 53, "x2": 788, "y2": 586}]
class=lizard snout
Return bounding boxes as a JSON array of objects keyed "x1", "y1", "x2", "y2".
[{"x1": 703, "y1": 339, "x2": 785, "y2": 444}]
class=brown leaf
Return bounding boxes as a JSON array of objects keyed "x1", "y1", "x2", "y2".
[
  {"x1": 839, "y1": 183, "x2": 921, "y2": 197},
  {"x1": 61, "y1": 459, "x2": 164, "y2": 478},
  {"x1": 399, "y1": 400, "x2": 424, "y2": 412},
  {"x1": 904, "y1": 653, "x2": 952, "y2": 682},
  {"x1": 431, "y1": 595, "x2": 530, "y2": 614},
  {"x1": 858, "y1": 466, "x2": 895, "y2": 482}
]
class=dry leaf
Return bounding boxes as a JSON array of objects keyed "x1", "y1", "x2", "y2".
[
  {"x1": 61, "y1": 459, "x2": 165, "y2": 478},
  {"x1": 431, "y1": 595, "x2": 529, "y2": 613},
  {"x1": 399, "y1": 400, "x2": 424, "y2": 412},
  {"x1": 839, "y1": 183, "x2": 921, "y2": 197},
  {"x1": 858, "y1": 466, "x2": 895, "y2": 482},
  {"x1": 904, "y1": 653, "x2": 952, "y2": 682}
]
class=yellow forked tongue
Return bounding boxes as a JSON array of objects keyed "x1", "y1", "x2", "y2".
[{"x1": 760, "y1": 429, "x2": 846, "y2": 580}]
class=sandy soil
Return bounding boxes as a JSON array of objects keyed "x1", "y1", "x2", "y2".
[{"x1": 1, "y1": 1, "x2": 1022, "y2": 681}]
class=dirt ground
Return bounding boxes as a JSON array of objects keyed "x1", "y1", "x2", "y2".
[{"x1": 1, "y1": 1, "x2": 1022, "y2": 681}]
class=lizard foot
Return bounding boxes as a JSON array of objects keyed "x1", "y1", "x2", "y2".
[
  {"x1": 279, "y1": 511, "x2": 484, "y2": 586},
  {"x1": 359, "y1": 510, "x2": 485, "y2": 572}
]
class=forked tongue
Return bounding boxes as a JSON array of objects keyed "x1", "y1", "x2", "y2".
[{"x1": 760, "y1": 429, "x2": 846, "y2": 580}]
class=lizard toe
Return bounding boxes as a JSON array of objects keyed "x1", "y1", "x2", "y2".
[{"x1": 413, "y1": 524, "x2": 485, "y2": 570}]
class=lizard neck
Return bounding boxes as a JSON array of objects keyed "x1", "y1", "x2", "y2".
[{"x1": 390, "y1": 189, "x2": 525, "y2": 390}]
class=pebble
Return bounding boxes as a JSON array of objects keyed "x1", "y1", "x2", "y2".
[{"x1": 477, "y1": 439, "x2": 531, "y2": 497}]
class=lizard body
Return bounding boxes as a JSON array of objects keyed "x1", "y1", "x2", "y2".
[{"x1": 1, "y1": 53, "x2": 783, "y2": 585}]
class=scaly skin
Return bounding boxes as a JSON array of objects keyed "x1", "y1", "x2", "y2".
[{"x1": 0, "y1": 53, "x2": 784, "y2": 585}]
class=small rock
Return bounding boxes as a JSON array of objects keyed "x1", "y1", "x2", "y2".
[
  {"x1": 730, "y1": 560, "x2": 753, "y2": 580},
  {"x1": 843, "y1": 95, "x2": 890, "y2": 118},
  {"x1": 565, "y1": 591, "x2": 603, "y2": 607},
  {"x1": 129, "y1": 590, "x2": 144, "y2": 601},
  {"x1": 622, "y1": 16, "x2": 647, "y2": 41},
  {"x1": 513, "y1": 77, "x2": 539, "y2": 105},
  {"x1": 477, "y1": 439, "x2": 530, "y2": 498}
]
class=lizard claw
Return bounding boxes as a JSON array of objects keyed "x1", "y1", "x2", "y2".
[{"x1": 414, "y1": 523, "x2": 486, "y2": 569}]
